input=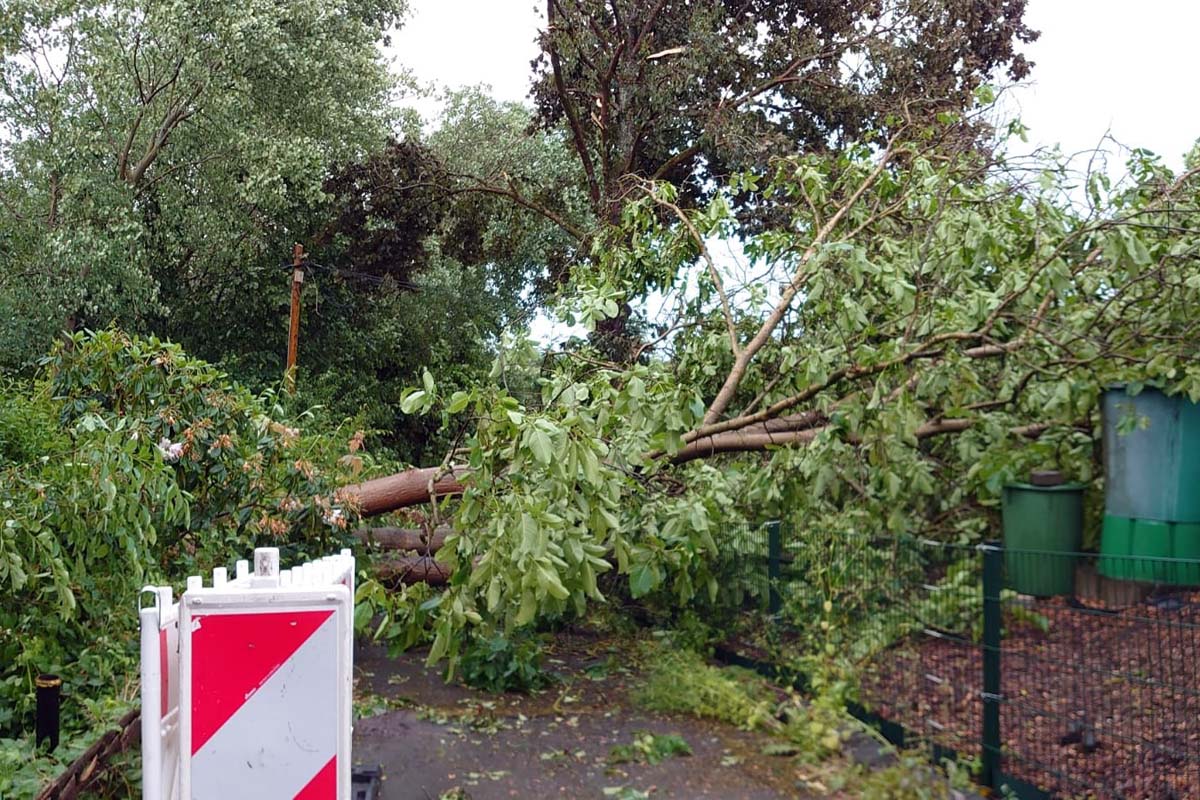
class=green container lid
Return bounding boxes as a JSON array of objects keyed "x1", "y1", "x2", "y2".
[
  {"x1": 1002, "y1": 483, "x2": 1083, "y2": 596},
  {"x1": 1103, "y1": 387, "x2": 1200, "y2": 523}
]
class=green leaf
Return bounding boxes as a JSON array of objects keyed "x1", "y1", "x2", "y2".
[
  {"x1": 400, "y1": 390, "x2": 427, "y2": 415},
  {"x1": 629, "y1": 562, "x2": 661, "y2": 598},
  {"x1": 529, "y1": 430, "x2": 553, "y2": 465},
  {"x1": 537, "y1": 564, "x2": 571, "y2": 600},
  {"x1": 446, "y1": 391, "x2": 471, "y2": 414},
  {"x1": 515, "y1": 589, "x2": 538, "y2": 626}
]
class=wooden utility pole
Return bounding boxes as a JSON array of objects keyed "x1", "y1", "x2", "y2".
[{"x1": 285, "y1": 243, "x2": 306, "y2": 393}]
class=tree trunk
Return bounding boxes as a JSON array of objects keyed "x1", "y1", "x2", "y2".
[
  {"x1": 344, "y1": 466, "x2": 466, "y2": 517},
  {"x1": 374, "y1": 556, "x2": 451, "y2": 587},
  {"x1": 354, "y1": 527, "x2": 450, "y2": 554}
]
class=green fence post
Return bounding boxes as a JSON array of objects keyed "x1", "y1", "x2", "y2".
[
  {"x1": 981, "y1": 540, "x2": 1003, "y2": 791},
  {"x1": 767, "y1": 520, "x2": 782, "y2": 615}
]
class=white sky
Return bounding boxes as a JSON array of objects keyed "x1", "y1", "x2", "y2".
[
  {"x1": 386, "y1": 2, "x2": 543, "y2": 121},
  {"x1": 388, "y1": 1, "x2": 1200, "y2": 169}
]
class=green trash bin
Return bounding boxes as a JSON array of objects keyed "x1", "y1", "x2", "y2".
[{"x1": 1002, "y1": 478, "x2": 1084, "y2": 596}]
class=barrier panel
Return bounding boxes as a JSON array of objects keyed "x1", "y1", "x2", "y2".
[
  {"x1": 140, "y1": 585, "x2": 180, "y2": 800},
  {"x1": 142, "y1": 548, "x2": 355, "y2": 800}
]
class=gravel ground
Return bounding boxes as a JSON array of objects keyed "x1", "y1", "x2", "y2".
[{"x1": 859, "y1": 592, "x2": 1200, "y2": 800}]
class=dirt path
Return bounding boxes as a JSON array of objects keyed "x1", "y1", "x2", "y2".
[{"x1": 351, "y1": 634, "x2": 811, "y2": 800}]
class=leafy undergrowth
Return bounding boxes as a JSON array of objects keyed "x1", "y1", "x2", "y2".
[
  {"x1": 797, "y1": 751, "x2": 987, "y2": 799},
  {"x1": 0, "y1": 701, "x2": 140, "y2": 800},
  {"x1": 635, "y1": 643, "x2": 849, "y2": 761},
  {"x1": 608, "y1": 731, "x2": 692, "y2": 765},
  {"x1": 1, "y1": 331, "x2": 390, "y2": 797},
  {"x1": 633, "y1": 639, "x2": 989, "y2": 799},
  {"x1": 459, "y1": 631, "x2": 552, "y2": 693},
  {"x1": 634, "y1": 645, "x2": 779, "y2": 729}
]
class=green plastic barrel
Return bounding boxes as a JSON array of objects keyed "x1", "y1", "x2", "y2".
[
  {"x1": 1174, "y1": 523, "x2": 1200, "y2": 585},
  {"x1": 1099, "y1": 515, "x2": 1200, "y2": 584},
  {"x1": 1103, "y1": 387, "x2": 1200, "y2": 523},
  {"x1": 1098, "y1": 515, "x2": 1135, "y2": 580},
  {"x1": 1002, "y1": 483, "x2": 1084, "y2": 596}
]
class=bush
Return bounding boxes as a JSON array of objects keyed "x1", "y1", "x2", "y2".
[
  {"x1": 1, "y1": 330, "x2": 376, "y2": 790},
  {"x1": 459, "y1": 632, "x2": 550, "y2": 693}
]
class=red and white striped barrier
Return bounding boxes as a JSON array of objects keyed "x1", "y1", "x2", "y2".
[{"x1": 141, "y1": 547, "x2": 356, "y2": 800}]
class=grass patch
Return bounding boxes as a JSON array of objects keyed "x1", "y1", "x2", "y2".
[
  {"x1": 819, "y1": 753, "x2": 977, "y2": 799},
  {"x1": 634, "y1": 646, "x2": 778, "y2": 730},
  {"x1": 634, "y1": 642, "x2": 852, "y2": 763}
]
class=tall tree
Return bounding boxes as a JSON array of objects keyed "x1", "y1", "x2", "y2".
[
  {"x1": 0, "y1": 0, "x2": 404, "y2": 367},
  {"x1": 530, "y1": 0, "x2": 1037, "y2": 222}
]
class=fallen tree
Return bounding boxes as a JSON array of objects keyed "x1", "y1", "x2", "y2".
[
  {"x1": 346, "y1": 467, "x2": 466, "y2": 516},
  {"x1": 355, "y1": 128, "x2": 1200, "y2": 668},
  {"x1": 354, "y1": 526, "x2": 451, "y2": 554},
  {"x1": 374, "y1": 556, "x2": 452, "y2": 587}
]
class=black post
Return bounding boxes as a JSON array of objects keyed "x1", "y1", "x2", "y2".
[
  {"x1": 36, "y1": 674, "x2": 62, "y2": 752},
  {"x1": 767, "y1": 520, "x2": 782, "y2": 615},
  {"x1": 981, "y1": 541, "x2": 1003, "y2": 791}
]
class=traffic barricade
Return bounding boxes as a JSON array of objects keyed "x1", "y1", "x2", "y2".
[{"x1": 141, "y1": 547, "x2": 355, "y2": 800}]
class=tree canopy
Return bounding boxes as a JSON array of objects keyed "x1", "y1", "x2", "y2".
[
  {"x1": 0, "y1": 0, "x2": 407, "y2": 366},
  {"x1": 531, "y1": 0, "x2": 1037, "y2": 221}
]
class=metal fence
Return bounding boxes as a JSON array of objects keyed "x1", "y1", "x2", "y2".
[{"x1": 714, "y1": 523, "x2": 1200, "y2": 800}]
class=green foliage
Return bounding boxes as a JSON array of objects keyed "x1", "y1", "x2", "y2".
[
  {"x1": 0, "y1": 0, "x2": 403, "y2": 368},
  {"x1": 608, "y1": 732, "x2": 692, "y2": 765},
  {"x1": 0, "y1": 692, "x2": 138, "y2": 799},
  {"x1": 634, "y1": 644, "x2": 851, "y2": 762},
  {"x1": 0, "y1": 0, "x2": 523, "y2": 469},
  {"x1": 0, "y1": 331, "x2": 367, "y2": 789},
  {"x1": 354, "y1": 576, "x2": 439, "y2": 653},
  {"x1": 0, "y1": 381, "x2": 63, "y2": 466},
  {"x1": 835, "y1": 754, "x2": 963, "y2": 800},
  {"x1": 45, "y1": 330, "x2": 367, "y2": 557},
  {"x1": 458, "y1": 631, "x2": 550, "y2": 694},
  {"x1": 532, "y1": 0, "x2": 1036, "y2": 226},
  {"x1": 634, "y1": 648, "x2": 776, "y2": 730},
  {"x1": 655, "y1": 610, "x2": 720, "y2": 655},
  {"x1": 918, "y1": 558, "x2": 1049, "y2": 642}
]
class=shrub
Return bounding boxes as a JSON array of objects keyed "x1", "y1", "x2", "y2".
[
  {"x1": 459, "y1": 632, "x2": 550, "y2": 693},
  {"x1": 1, "y1": 330, "x2": 375, "y2": 788}
]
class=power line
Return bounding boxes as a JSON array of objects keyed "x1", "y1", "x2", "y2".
[{"x1": 279, "y1": 259, "x2": 419, "y2": 291}]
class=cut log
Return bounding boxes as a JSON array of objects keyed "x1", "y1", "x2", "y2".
[
  {"x1": 375, "y1": 556, "x2": 451, "y2": 587},
  {"x1": 354, "y1": 527, "x2": 451, "y2": 554},
  {"x1": 344, "y1": 466, "x2": 467, "y2": 517}
]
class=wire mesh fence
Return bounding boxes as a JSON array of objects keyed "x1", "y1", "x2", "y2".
[{"x1": 714, "y1": 523, "x2": 1200, "y2": 800}]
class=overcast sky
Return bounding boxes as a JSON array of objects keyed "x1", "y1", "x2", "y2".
[{"x1": 387, "y1": 1, "x2": 1200, "y2": 171}]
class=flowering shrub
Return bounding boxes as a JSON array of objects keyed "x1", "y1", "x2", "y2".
[{"x1": 1, "y1": 330, "x2": 380, "y2": 791}]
